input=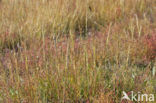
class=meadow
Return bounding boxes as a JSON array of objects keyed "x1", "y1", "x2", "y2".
[{"x1": 0, "y1": 0, "x2": 155, "y2": 102}]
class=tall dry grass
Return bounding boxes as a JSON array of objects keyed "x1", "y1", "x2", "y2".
[{"x1": 0, "y1": 0, "x2": 155, "y2": 102}]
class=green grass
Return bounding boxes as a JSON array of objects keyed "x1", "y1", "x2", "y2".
[{"x1": 0, "y1": 0, "x2": 155, "y2": 102}]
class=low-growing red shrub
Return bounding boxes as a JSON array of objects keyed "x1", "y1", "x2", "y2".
[{"x1": 143, "y1": 32, "x2": 156, "y2": 61}]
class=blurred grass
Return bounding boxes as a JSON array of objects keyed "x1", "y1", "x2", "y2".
[{"x1": 0, "y1": 0, "x2": 155, "y2": 102}]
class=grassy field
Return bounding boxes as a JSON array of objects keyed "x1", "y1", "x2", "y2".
[{"x1": 0, "y1": 0, "x2": 155, "y2": 102}]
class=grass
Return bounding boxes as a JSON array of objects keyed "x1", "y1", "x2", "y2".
[{"x1": 0, "y1": 0, "x2": 156, "y2": 102}]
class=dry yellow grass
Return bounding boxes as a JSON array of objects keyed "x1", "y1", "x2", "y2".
[{"x1": 0, "y1": 0, "x2": 155, "y2": 102}]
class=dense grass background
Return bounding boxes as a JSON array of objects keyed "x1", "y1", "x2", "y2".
[{"x1": 0, "y1": 0, "x2": 155, "y2": 102}]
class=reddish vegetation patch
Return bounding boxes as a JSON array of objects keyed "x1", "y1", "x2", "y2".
[
  {"x1": 143, "y1": 32, "x2": 156, "y2": 61},
  {"x1": 21, "y1": 32, "x2": 106, "y2": 68}
]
